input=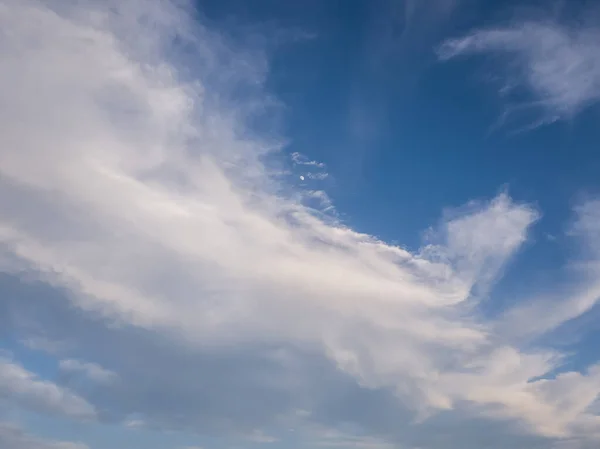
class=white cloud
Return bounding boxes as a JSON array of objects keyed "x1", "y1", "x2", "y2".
[
  {"x1": 0, "y1": 357, "x2": 96, "y2": 420},
  {"x1": 124, "y1": 418, "x2": 145, "y2": 429},
  {"x1": 306, "y1": 172, "x2": 329, "y2": 180},
  {"x1": 291, "y1": 152, "x2": 326, "y2": 168},
  {"x1": 291, "y1": 152, "x2": 329, "y2": 185},
  {"x1": 312, "y1": 428, "x2": 394, "y2": 449},
  {"x1": 0, "y1": 422, "x2": 88, "y2": 449},
  {"x1": 438, "y1": 16, "x2": 600, "y2": 126},
  {"x1": 59, "y1": 359, "x2": 118, "y2": 384},
  {"x1": 499, "y1": 200, "x2": 600, "y2": 339},
  {"x1": 20, "y1": 337, "x2": 71, "y2": 355},
  {"x1": 245, "y1": 430, "x2": 278, "y2": 443},
  {"x1": 1, "y1": 0, "x2": 600, "y2": 447}
]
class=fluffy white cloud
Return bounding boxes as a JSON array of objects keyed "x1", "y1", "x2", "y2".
[
  {"x1": 1, "y1": 0, "x2": 600, "y2": 448},
  {"x1": 438, "y1": 15, "x2": 600, "y2": 127}
]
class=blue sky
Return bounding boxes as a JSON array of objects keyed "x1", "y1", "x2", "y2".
[{"x1": 2, "y1": 0, "x2": 600, "y2": 448}]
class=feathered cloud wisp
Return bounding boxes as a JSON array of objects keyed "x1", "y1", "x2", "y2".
[{"x1": 438, "y1": 14, "x2": 600, "y2": 127}]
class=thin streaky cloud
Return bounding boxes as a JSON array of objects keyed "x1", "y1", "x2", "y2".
[
  {"x1": 438, "y1": 18, "x2": 600, "y2": 127},
  {"x1": 291, "y1": 152, "x2": 326, "y2": 168}
]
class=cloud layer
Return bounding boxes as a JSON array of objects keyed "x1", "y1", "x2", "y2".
[{"x1": 2, "y1": 0, "x2": 600, "y2": 448}]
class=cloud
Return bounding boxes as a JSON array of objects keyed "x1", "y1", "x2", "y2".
[
  {"x1": 245, "y1": 430, "x2": 278, "y2": 443},
  {"x1": 0, "y1": 422, "x2": 88, "y2": 449},
  {"x1": 497, "y1": 200, "x2": 600, "y2": 338},
  {"x1": 438, "y1": 14, "x2": 600, "y2": 127},
  {"x1": 59, "y1": 359, "x2": 118, "y2": 384},
  {"x1": 1, "y1": 0, "x2": 600, "y2": 448},
  {"x1": 291, "y1": 152, "x2": 329, "y2": 185},
  {"x1": 0, "y1": 357, "x2": 96, "y2": 420},
  {"x1": 422, "y1": 193, "x2": 539, "y2": 299},
  {"x1": 309, "y1": 427, "x2": 394, "y2": 449},
  {"x1": 20, "y1": 337, "x2": 71, "y2": 355},
  {"x1": 291, "y1": 152, "x2": 326, "y2": 168}
]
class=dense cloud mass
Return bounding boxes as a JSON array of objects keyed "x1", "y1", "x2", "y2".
[{"x1": 2, "y1": 1, "x2": 600, "y2": 448}]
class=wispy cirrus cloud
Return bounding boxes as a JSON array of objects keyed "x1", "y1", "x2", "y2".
[
  {"x1": 2, "y1": 0, "x2": 600, "y2": 448},
  {"x1": 499, "y1": 199, "x2": 600, "y2": 339},
  {"x1": 438, "y1": 14, "x2": 600, "y2": 127}
]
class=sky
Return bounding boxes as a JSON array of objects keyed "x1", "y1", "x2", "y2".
[{"x1": 2, "y1": 0, "x2": 600, "y2": 448}]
